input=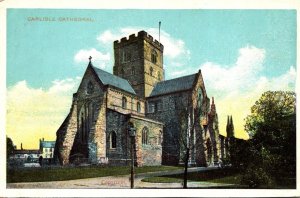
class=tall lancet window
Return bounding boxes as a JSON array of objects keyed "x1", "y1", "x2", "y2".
[
  {"x1": 110, "y1": 131, "x2": 117, "y2": 149},
  {"x1": 122, "y1": 96, "x2": 127, "y2": 109},
  {"x1": 142, "y1": 127, "x2": 149, "y2": 145}
]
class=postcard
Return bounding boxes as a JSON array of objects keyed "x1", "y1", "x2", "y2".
[{"x1": 1, "y1": 0, "x2": 299, "y2": 197}]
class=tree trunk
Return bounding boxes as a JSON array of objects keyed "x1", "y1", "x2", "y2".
[{"x1": 183, "y1": 148, "x2": 190, "y2": 189}]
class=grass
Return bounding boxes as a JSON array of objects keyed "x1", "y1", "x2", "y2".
[
  {"x1": 7, "y1": 165, "x2": 182, "y2": 183},
  {"x1": 141, "y1": 168, "x2": 296, "y2": 189},
  {"x1": 142, "y1": 168, "x2": 241, "y2": 184},
  {"x1": 142, "y1": 176, "x2": 182, "y2": 183}
]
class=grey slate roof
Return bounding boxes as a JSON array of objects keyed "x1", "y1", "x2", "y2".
[
  {"x1": 40, "y1": 141, "x2": 55, "y2": 148},
  {"x1": 91, "y1": 66, "x2": 136, "y2": 95},
  {"x1": 149, "y1": 74, "x2": 197, "y2": 97}
]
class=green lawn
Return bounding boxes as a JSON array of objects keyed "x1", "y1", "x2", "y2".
[
  {"x1": 141, "y1": 168, "x2": 296, "y2": 189},
  {"x1": 7, "y1": 165, "x2": 182, "y2": 183},
  {"x1": 142, "y1": 168, "x2": 241, "y2": 184}
]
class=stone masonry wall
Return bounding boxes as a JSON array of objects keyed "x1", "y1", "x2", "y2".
[
  {"x1": 106, "y1": 110, "x2": 130, "y2": 166},
  {"x1": 146, "y1": 91, "x2": 190, "y2": 165},
  {"x1": 146, "y1": 71, "x2": 212, "y2": 166},
  {"x1": 106, "y1": 88, "x2": 145, "y2": 116},
  {"x1": 55, "y1": 94, "x2": 78, "y2": 165},
  {"x1": 130, "y1": 116, "x2": 163, "y2": 166}
]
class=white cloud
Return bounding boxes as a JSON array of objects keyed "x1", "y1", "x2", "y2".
[
  {"x1": 74, "y1": 48, "x2": 110, "y2": 69},
  {"x1": 199, "y1": 45, "x2": 296, "y2": 139},
  {"x1": 96, "y1": 30, "x2": 115, "y2": 44},
  {"x1": 201, "y1": 45, "x2": 266, "y2": 94},
  {"x1": 7, "y1": 78, "x2": 81, "y2": 149}
]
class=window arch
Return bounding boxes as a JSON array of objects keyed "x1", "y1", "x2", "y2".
[
  {"x1": 150, "y1": 67, "x2": 153, "y2": 76},
  {"x1": 142, "y1": 127, "x2": 149, "y2": 145},
  {"x1": 158, "y1": 130, "x2": 162, "y2": 145},
  {"x1": 122, "y1": 97, "x2": 127, "y2": 109},
  {"x1": 110, "y1": 131, "x2": 117, "y2": 149},
  {"x1": 137, "y1": 102, "x2": 141, "y2": 113}
]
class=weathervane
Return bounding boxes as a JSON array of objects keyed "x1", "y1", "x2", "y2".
[{"x1": 89, "y1": 56, "x2": 92, "y2": 62}]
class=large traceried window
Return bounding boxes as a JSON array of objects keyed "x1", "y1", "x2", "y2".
[
  {"x1": 110, "y1": 131, "x2": 117, "y2": 149},
  {"x1": 122, "y1": 97, "x2": 127, "y2": 109},
  {"x1": 80, "y1": 102, "x2": 94, "y2": 143},
  {"x1": 142, "y1": 127, "x2": 149, "y2": 145}
]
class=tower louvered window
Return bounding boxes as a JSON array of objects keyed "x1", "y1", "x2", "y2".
[{"x1": 151, "y1": 50, "x2": 157, "y2": 64}]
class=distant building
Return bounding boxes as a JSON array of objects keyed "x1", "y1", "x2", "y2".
[
  {"x1": 39, "y1": 138, "x2": 55, "y2": 159},
  {"x1": 10, "y1": 143, "x2": 41, "y2": 162},
  {"x1": 9, "y1": 139, "x2": 56, "y2": 167}
]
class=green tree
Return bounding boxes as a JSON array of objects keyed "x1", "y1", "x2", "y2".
[
  {"x1": 7, "y1": 136, "x2": 14, "y2": 160},
  {"x1": 242, "y1": 91, "x2": 296, "y2": 187}
]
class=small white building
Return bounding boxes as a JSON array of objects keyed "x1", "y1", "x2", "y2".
[{"x1": 39, "y1": 139, "x2": 55, "y2": 159}]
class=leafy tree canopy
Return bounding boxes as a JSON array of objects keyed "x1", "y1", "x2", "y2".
[
  {"x1": 242, "y1": 91, "x2": 296, "y2": 187},
  {"x1": 7, "y1": 136, "x2": 15, "y2": 159}
]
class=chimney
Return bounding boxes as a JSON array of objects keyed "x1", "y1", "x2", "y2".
[{"x1": 21, "y1": 143, "x2": 23, "y2": 150}]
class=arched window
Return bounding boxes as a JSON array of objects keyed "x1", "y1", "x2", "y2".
[
  {"x1": 122, "y1": 97, "x2": 127, "y2": 109},
  {"x1": 151, "y1": 50, "x2": 157, "y2": 64},
  {"x1": 158, "y1": 71, "x2": 161, "y2": 80},
  {"x1": 158, "y1": 130, "x2": 162, "y2": 145},
  {"x1": 150, "y1": 67, "x2": 153, "y2": 76},
  {"x1": 131, "y1": 66, "x2": 135, "y2": 75},
  {"x1": 137, "y1": 102, "x2": 141, "y2": 113},
  {"x1": 110, "y1": 131, "x2": 117, "y2": 149},
  {"x1": 142, "y1": 127, "x2": 149, "y2": 145}
]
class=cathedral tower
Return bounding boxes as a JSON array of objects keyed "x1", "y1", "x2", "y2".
[{"x1": 113, "y1": 30, "x2": 164, "y2": 98}]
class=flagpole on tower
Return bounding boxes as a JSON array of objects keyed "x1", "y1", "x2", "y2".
[{"x1": 159, "y1": 21, "x2": 161, "y2": 43}]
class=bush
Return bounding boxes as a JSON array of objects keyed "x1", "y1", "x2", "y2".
[{"x1": 241, "y1": 165, "x2": 274, "y2": 188}]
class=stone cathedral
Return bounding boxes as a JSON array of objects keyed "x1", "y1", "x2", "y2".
[{"x1": 54, "y1": 30, "x2": 222, "y2": 167}]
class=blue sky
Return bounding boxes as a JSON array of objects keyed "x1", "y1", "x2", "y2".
[{"x1": 6, "y1": 9, "x2": 296, "y2": 149}]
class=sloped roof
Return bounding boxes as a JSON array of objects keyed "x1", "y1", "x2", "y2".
[
  {"x1": 40, "y1": 141, "x2": 55, "y2": 148},
  {"x1": 91, "y1": 66, "x2": 136, "y2": 95},
  {"x1": 149, "y1": 74, "x2": 197, "y2": 97}
]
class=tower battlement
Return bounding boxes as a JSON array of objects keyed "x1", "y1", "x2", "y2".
[{"x1": 114, "y1": 30, "x2": 164, "y2": 51}]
